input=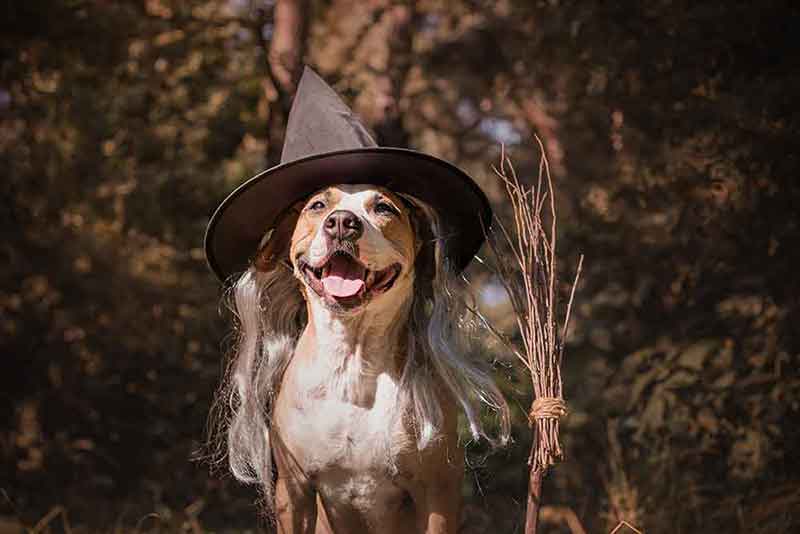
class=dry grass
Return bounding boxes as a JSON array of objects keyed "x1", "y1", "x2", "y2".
[{"x1": 3, "y1": 499, "x2": 213, "y2": 534}]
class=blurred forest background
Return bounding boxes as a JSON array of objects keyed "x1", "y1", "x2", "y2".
[{"x1": 2, "y1": 0, "x2": 799, "y2": 532}]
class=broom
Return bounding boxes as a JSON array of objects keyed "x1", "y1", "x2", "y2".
[{"x1": 479, "y1": 137, "x2": 583, "y2": 534}]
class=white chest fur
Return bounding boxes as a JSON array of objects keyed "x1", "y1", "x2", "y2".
[
  {"x1": 282, "y1": 371, "x2": 410, "y2": 470},
  {"x1": 272, "y1": 284, "x2": 420, "y2": 518},
  {"x1": 274, "y1": 352, "x2": 415, "y2": 513}
]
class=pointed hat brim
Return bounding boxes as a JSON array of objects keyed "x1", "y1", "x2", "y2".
[{"x1": 204, "y1": 147, "x2": 491, "y2": 281}]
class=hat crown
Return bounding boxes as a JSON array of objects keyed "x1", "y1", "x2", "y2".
[
  {"x1": 280, "y1": 67, "x2": 377, "y2": 163},
  {"x1": 204, "y1": 66, "x2": 491, "y2": 281}
]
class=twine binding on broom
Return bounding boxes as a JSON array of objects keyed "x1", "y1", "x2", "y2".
[
  {"x1": 529, "y1": 397, "x2": 568, "y2": 471},
  {"x1": 529, "y1": 397, "x2": 567, "y2": 422}
]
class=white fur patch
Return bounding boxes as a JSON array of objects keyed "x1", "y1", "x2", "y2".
[
  {"x1": 305, "y1": 187, "x2": 409, "y2": 272},
  {"x1": 282, "y1": 371, "x2": 412, "y2": 475}
]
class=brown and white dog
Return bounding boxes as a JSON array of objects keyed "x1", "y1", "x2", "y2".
[{"x1": 212, "y1": 184, "x2": 509, "y2": 534}]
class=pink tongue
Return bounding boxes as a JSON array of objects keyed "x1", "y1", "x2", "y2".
[{"x1": 322, "y1": 255, "x2": 365, "y2": 298}]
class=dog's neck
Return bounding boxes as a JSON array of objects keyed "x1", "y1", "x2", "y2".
[{"x1": 295, "y1": 282, "x2": 413, "y2": 405}]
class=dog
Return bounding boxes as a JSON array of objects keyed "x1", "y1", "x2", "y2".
[{"x1": 210, "y1": 183, "x2": 510, "y2": 534}]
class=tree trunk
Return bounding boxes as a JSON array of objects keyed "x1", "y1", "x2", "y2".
[
  {"x1": 369, "y1": 3, "x2": 415, "y2": 147},
  {"x1": 260, "y1": 0, "x2": 310, "y2": 166},
  {"x1": 268, "y1": 0, "x2": 309, "y2": 95}
]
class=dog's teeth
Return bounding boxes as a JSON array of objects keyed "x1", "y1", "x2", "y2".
[{"x1": 323, "y1": 264, "x2": 330, "y2": 277}]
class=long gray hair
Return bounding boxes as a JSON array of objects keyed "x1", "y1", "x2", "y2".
[{"x1": 207, "y1": 195, "x2": 510, "y2": 510}]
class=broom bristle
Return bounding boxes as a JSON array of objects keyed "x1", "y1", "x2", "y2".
[{"x1": 483, "y1": 136, "x2": 583, "y2": 474}]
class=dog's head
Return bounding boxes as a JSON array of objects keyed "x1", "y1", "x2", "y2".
[{"x1": 256, "y1": 184, "x2": 426, "y2": 313}]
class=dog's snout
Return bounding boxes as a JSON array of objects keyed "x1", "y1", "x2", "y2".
[{"x1": 324, "y1": 210, "x2": 363, "y2": 241}]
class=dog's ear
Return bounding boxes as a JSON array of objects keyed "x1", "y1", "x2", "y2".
[
  {"x1": 253, "y1": 203, "x2": 303, "y2": 272},
  {"x1": 400, "y1": 194, "x2": 439, "y2": 294}
]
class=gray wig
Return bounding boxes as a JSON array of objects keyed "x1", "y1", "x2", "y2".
[{"x1": 207, "y1": 195, "x2": 510, "y2": 509}]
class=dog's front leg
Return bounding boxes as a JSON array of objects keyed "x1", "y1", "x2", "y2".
[
  {"x1": 273, "y1": 437, "x2": 317, "y2": 534},
  {"x1": 409, "y1": 442, "x2": 465, "y2": 534},
  {"x1": 274, "y1": 473, "x2": 317, "y2": 534}
]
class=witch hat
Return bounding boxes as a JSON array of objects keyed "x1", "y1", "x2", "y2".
[{"x1": 204, "y1": 67, "x2": 491, "y2": 281}]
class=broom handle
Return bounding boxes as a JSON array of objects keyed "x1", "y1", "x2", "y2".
[{"x1": 525, "y1": 462, "x2": 544, "y2": 534}]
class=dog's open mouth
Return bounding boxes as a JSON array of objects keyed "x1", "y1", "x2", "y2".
[{"x1": 301, "y1": 251, "x2": 401, "y2": 306}]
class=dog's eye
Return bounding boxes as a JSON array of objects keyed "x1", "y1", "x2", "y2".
[
  {"x1": 307, "y1": 200, "x2": 326, "y2": 211},
  {"x1": 374, "y1": 201, "x2": 398, "y2": 216}
]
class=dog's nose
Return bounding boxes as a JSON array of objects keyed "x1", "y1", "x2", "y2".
[{"x1": 324, "y1": 210, "x2": 363, "y2": 241}]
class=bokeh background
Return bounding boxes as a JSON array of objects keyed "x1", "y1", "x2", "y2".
[{"x1": 2, "y1": 0, "x2": 799, "y2": 532}]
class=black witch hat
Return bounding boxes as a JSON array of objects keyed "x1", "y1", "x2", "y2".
[{"x1": 204, "y1": 67, "x2": 491, "y2": 281}]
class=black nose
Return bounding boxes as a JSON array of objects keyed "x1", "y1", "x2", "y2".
[{"x1": 324, "y1": 210, "x2": 363, "y2": 241}]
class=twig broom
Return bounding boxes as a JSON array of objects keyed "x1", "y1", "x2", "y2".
[{"x1": 480, "y1": 137, "x2": 583, "y2": 534}]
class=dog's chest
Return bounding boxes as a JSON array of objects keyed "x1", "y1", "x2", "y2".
[{"x1": 275, "y1": 364, "x2": 413, "y2": 479}]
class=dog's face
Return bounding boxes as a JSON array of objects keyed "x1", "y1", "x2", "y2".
[{"x1": 286, "y1": 184, "x2": 419, "y2": 312}]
